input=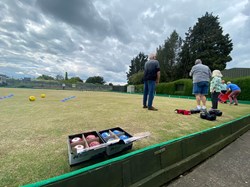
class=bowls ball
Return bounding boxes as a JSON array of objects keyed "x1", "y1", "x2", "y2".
[
  {"x1": 107, "y1": 138, "x2": 115, "y2": 142},
  {"x1": 101, "y1": 132, "x2": 110, "y2": 138},
  {"x1": 89, "y1": 141, "x2": 100, "y2": 147},
  {"x1": 71, "y1": 137, "x2": 82, "y2": 143},
  {"x1": 29, "y1": 96, "x2": 36, "y2": 101},
  {"x1": 113, "y1": 130, "x2": 121, "y2": 135},
  {"x1": 74, "y1": 144, "x2": 84, "y2": 150},
  {"x1": 86, "y1": 134, "x2": 96, "y2": 140},
  {"x1": 119, "y1": 135, "x2": 129, "y2": 140}
]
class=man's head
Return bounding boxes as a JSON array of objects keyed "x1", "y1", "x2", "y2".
[
  {"x1": 149, "y1": 53, "x2": 156, "y2": 60},
  {"x1": 195, "y1": 59, "x2": 202, "y2": 65}
]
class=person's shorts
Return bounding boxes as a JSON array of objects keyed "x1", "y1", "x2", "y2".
[{"x1": 192, "y1": 81, "x2": 209, "y2": 95}]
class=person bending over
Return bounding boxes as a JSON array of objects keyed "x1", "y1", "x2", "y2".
[{"x1": 226, "y1": 82, "x2": 241, "y2": 105}]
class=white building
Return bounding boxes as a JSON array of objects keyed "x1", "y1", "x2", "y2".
[{"x1": 0, "y1": 75, "x2": 7, "y2": 85}]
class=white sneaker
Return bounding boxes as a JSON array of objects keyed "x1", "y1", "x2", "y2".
[
  {"x1": 191, "y1": 107, "x2": 201, "y2": 112},
  {"x1": 201, "y1": 108, "x2": 207, "y2": 112}
]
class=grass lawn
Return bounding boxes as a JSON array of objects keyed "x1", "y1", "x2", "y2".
[{"x1": 0, "y1": 87, "x2": 249, "y2": 186}]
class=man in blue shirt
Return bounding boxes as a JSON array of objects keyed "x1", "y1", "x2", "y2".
[
  {"x1": 226, "y1": 82, "x2": 241, "y2": 105},
  {"x1": 143, "y1": 53, "x2": 160, "y2": 111}
]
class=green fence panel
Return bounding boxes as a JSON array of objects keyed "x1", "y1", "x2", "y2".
[{"x1": 130, "y1": 150, "x2": 162, "y2": 184}]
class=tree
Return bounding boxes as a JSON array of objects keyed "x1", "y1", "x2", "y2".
[
  {"x1": 176, "y1": 30, "x2": 193, "y2": 79},
  {"x1": 156, "y1": 30, "x2": 182, "y2": 82},
  {"x1": 55, "y1": 75, "x2": 64, "y2": 81},
  {"x1": 37, "y1": 74, "x2": 54, "y2": 80},
  {"x1": 85, "y1": 76, "x2": 105, "y2": 84},
  {"x1": 178, "y1": 12, "x2": 233, "y2": 77},
  {"x1": 65, "y1": 72, "x2": 68, "y2": 80},
  {"x1": 128, "y1": 71, "x2": 144, "y2": 85},
  {"x1": 126, "y1": 52, "x2": 148, "y2": 83},
  {"x1": 67, "y1": 77, "x2": 83, "y2": 84}
]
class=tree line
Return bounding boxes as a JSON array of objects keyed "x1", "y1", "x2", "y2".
[
  {"x1": 126, "y1": 12, "x2": 233, "y2": 84},
  {"x1": 37, "y1": 72, "x2": 105, "y2": 84}
]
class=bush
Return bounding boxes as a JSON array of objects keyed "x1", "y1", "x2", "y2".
[
  {"x1": 156, "y1": 82, "x2": 175, "y2": 95},
  {"x1": 128, "y1": 71, "x2": 144, "y2": 85},
  {"x1": 228, "y1": 76, "x2": 250, "y2": 100},
  {"x1": 155, "y1": 79, "x2": 193, "y2": 96},
  {"x1": 135, "y1": 84, "x2": 143, "y2": 93},
  {"x1": 135, "y1": 77, "x2": 250, "y2": 101},
  {"x1": 173, "y1": 79, "x2": 193, "y2": 96}
]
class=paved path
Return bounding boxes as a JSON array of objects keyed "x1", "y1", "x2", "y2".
[{"x1": 164, "y1": 130, "x2": 250, "y2": 187}]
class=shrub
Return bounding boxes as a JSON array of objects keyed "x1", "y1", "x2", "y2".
[
  {"x1": 135, "y1": 84, "x2": 143, "y2": 93},
  {"x1": 229, "y1": 76, "x2": 250, "y2": 100},
  {"x1": 156, "y1": 82, "x2": 175, "y2": 95},
  {"x1": 155, "y1": 79, "x2": 192, "y2": 96},
  {"x1": 135, "y1": 77, "x2": 250, "y2": 101},
  {"x1": 128, "y1": 71, "x2": 144, "y2": 85}
]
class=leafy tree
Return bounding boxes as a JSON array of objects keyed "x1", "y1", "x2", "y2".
[
  {"x1": 156, "y1": 30, "x2": 182, "y2": 82},
  {"x1": 85, "y1": 76, "x2": 105, "y2": 84},
  {"x1": 55, "y1": 75, "x2": 64, "y2": 80},
  {"x1": 127, "y1": 52, "x2": 148, "y2": 83},
  {"x1": 178, "y1": 12, "x2": 233, "y2": 77},
  {"x1": 65, "y1": 72, "x2": 68, "y2": 80},
  {"x1": 67, "y1": 77, "x2": 83, "y2": 84},
  {"x1": 176, "y1": 31, "x2": 193, "y2": 79},
  {"x1": 128, "y1": 71, "x2": 144, "y2": 85},
  {"x1": 37, "y1": 74, "x2": 54, "y2": 80}
]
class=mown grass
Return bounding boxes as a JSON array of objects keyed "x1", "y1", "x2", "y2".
[{"x1": 0, "y1": 88, "x2": 249, "y2": 187}]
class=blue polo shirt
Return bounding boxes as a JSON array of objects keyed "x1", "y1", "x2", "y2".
[{"x1": 227, "y1": 83, "x2": 241, "y2": 91}]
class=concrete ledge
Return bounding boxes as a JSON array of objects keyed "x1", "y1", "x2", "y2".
[{"x1": 23, "y1": 115, "x2": 250, "y2": 187}]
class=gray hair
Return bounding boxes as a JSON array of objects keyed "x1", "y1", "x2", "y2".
[
  {"x1": 195, "y1": 59, "x2": 202, "y2": 65},
  {"x1": 149, "y1": 53, "x2": 156, "y2": 60}
]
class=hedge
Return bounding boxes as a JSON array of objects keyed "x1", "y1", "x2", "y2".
[
  {"x1": 229, "y1": 76, "x2": 250, "y2": 100},
  {"x1": 135, "y1": 76, "x2": 250, "y2": 101}
]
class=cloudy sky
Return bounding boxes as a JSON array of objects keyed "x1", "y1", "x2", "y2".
[{"x1": 0, "y1": 0, "x2": 249, "y2": 84}]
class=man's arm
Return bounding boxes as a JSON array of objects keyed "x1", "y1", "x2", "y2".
[
  {"x1": 189, "y1": 67, "x2": 193, "y2": 77},
  {"x1": 156, "y1": 71, "x2": 160, "y2": 84},
  {"x1": 226, "y1": 85, "x2": 231, "y2": 94}
]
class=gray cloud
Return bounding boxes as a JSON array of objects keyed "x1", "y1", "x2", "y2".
[
  {"x1": 36, "y1": 0, "x2": 107, "y2": 34},
  {"x1": 35, "y1": 0, "x2": 132, "y2": 44},
  {"x1": 0, "y1": 0, "x2": 250, "y2": 84}
]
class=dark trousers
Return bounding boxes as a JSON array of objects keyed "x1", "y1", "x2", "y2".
[{"x1": 211, "y1": 92, "x2": 220, "y2": 109}]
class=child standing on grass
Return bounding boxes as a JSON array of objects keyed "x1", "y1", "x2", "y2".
[{"x1": 210, "y1": 70, "x2": 223, "y2": 110}]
